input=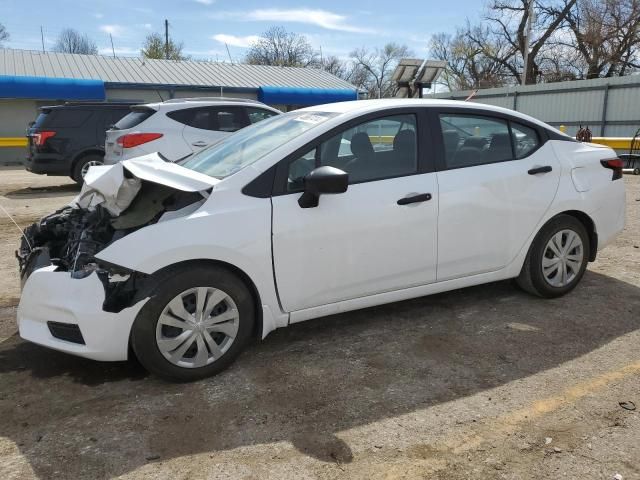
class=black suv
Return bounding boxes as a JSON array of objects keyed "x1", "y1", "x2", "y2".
[{"x1": 26, "y1": 102, "x2": 136, "y2": 183}]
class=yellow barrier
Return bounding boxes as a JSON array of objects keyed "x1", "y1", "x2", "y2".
[
  {"x1": 590, "y1": 137, "x2": 634, "y2": 150},
  {"x1": 0, "y1": 137, "x2": 28, "y2": 147},
  {"x1": 369, "y1": 135, "x2": 394, "y2": 144}
]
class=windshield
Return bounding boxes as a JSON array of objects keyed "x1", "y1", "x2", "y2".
[{"x1": 181, "y1": 111, "x2": 337, "y2": 179}]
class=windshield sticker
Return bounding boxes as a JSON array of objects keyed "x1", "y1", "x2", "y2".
[{"x1": 293, "y1": 114, "x2": 327, "y2": 124}]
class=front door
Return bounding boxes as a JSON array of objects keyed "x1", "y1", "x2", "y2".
[{"x1": 271, "y1": 112, "x2": 439, "y2": 313}]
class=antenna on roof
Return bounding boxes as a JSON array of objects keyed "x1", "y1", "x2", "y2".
[
  {"x1": 109, "y1": 33, "x2": 115, "y2": 58},
  {"x1": 225, "y1": 43, "x2": 233, "y2": 64},
  {"x1": 40, "y1": 26, "x2": 45, "y2": 53}
]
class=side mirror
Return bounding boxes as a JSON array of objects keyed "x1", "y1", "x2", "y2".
[{"x1": 298, "y1": 166, "x2": 348, "y2": 208}]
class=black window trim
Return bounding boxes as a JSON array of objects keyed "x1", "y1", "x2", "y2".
[
  {"x1": 430, "y1": 107, "x2": 549, "y2": 172},
  {"x1": 270, "y1": 107, "x2": 433, "y2": 197},
  {"x1": 167, "y1": 105, "x2": 250, "y2": 132}
]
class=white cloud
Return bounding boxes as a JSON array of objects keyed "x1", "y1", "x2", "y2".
[
  {"x1": 194, "y1": 0, "x2": 214, "y2": 4},
  {"x1": 137, "y1": 23, "x2": 152, "y2": 30},
  {"x1": 93, "y1": 13, "x2": 104, "y2": 19},
  {"x1": 99, "y1": 25, "x2": 126, "y2": 37},
  {"x1": 246, "y1": 9, "x2": 371, "y2": 33},
  {"x1": 212, "y1": 34, "x2": 261, "y2": 48},
  {"x1": 98, "y1": 46, "x2": 138, "y2": 56}
]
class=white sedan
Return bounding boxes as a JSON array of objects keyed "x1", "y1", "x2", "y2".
[{"x1": 16, "y1": 99, "x2": 626, "y2": 381}]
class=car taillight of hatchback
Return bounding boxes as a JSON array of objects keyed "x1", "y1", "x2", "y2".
[{"x1": 116, "y1": 133, "x2": 163, "y2": 148}]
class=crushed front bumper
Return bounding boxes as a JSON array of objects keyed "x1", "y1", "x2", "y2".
[{"x1": 17, "y1": 266, "x2": 148, "y2": 361}]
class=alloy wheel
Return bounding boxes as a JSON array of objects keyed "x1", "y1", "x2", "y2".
[
  {"x1": 81, "y1": 160, "x2": 104, "y2": 178},
  {"x1": 155, "y1": 287, "x2": 239, "y2": 369}
]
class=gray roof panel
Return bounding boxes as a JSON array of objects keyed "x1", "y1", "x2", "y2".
[{"x1": 0, "y1": 48, "x2": 357, "y2": 91}]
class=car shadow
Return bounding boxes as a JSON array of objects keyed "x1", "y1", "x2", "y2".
[
  {"x1": 0, "y1": 270, "x2": 638, "y2": 478},
  {"x1": 4, "y1": 184, "x2": 80, "y2": 199}
]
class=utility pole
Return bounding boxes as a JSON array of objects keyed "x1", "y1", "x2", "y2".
[
  {"x1": 522, "y1": 0, "x2": 535, "y2": 86},
  {"x1": 40, "y1": 26, "x2": 45, "y2": 52},
  {"x1": 109, "y1": 33, "x2": 115, "y2": 58},
  {"x1": 164, "y1": 19, "x2": 169, "y2": 60}
]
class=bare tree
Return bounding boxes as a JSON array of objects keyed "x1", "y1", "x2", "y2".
[
  {"x1": 558, "y1": 0, "x2": 640, "y2": 78},
  {"x1": 470, "y1": 0, "x2": 578, "y2": 85},
  {"x1": 141, "y1": 32, "x2": 189, "y2": 60},
  {"x1": 245, "y1": 27, "x2": 319, "y2": 67},
  {"x1": 350, "y1": 43, "x2": 413, "y2": 98},
  {"x1": 53, "y1": 28, "x2": 98, "y2": 55},
  {"x1": 430, "y1": 30, "x2": 507, "y2": 90},
  {"x1": 0, "y1": 22, "x2": 8, "y2": 46}
]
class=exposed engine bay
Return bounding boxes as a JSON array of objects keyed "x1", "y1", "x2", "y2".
[{"x1": 16, "y1": 155, "x2": 214, "y2": 310}]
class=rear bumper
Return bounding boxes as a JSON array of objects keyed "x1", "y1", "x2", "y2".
[
  {"x1": 17, "y1": 266, "x2": 148, "y2": 361},
  {"x1": 24, "y1": 154, "x2": 71, "y2": 175}
]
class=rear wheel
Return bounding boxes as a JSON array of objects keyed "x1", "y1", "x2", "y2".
[
  {"x1": 131, "y1": 265, "x2": 255, "y2": 382},
  {"x1": 516, "y1": 214, "x2": 589, "y2": 298},
  {"x1": 72, "y1": 154, "x2": 104, "y2": 183}
]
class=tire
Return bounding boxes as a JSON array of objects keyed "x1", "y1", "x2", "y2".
[
  {"x1": 130, "y1": 265, "x2": 255, "y2": 382},
  {"x1": 633, "y1": 167, "x2": 640, "y2": 176},
  {"x1": 516, "y1": 214, "x2": 590, "y2": 298},
  {"x1": 71, "y1": 154, "x2": 104, "y2": 183}
]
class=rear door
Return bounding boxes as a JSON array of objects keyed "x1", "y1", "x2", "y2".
[
  {"x1": 178, "y1": 106, "x2": 250, "y2": 153},
  {"x1": 434, "y1": 110, "x2": 561, "y2": 281}
]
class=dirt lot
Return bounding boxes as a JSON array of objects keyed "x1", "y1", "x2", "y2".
[{"x1": 0, "y1": 167, "x2": 638, "y2": 480}]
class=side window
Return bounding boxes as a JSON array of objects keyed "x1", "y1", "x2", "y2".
[
  {"x1": 209, "y1": 107, "x2": 249, "y2": 132},
  {"x1": 321, "y1": 114, "x2": 417, "y2": 184},
  {"x1": 511, "y1": 122, "x2": 540, "y2": 159},
  {"x1": 287, "y1": 148, "x2": 317, "y2": 192},
  {"x1": 167, "y1": 108, "x2": 201, "y2": 127},
  {"x1": 439, "y1": 114, "x2": 513, "y2": 169},
  {"x1": 52, "y1": 110, "x2": 93, "y2": 128},
  {"x1": 168, "y1": 107, "x2": 249, "y2": 132},
  {"x1": 247, "y1": 107, "x2": 278, "y2": 124}
]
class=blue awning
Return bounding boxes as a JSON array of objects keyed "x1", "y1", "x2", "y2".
[
  {"x1": 0, "y1": 75, "x2": 105, "y2": 100},
  {"x1": 258, "y1": 86, "x2": 357, "y2": 106}
]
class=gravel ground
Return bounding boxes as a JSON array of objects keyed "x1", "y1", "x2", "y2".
[{"x1": 0, "y1": 168, "x2": 638, "y2": 480}]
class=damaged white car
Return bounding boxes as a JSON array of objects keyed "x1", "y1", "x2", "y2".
[{"x1": 16, "y1": 100, "x2": 625, "y2": 381}]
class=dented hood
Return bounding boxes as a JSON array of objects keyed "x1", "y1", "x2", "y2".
[{"x1": 73, "y1": 153, "x2": 218, "y2": 215}]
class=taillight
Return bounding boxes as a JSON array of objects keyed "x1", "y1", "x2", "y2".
[
  {"x1": 33, "y1": 131, "x2": 56, "y2": 146},
  {"x1": 601, "y1": 158, "x2": 623, "y2": 180},
  {"x1": 116, "y1": 133, "x2": 163, "y2": 148}
]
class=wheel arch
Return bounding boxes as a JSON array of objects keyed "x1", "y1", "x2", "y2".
[
  {"x1": 71, "y1": 148, "x2": 105, "y2": 174},
  {"x1": 144, "y1": 258, "x2": 264, "y2": 341},
  {"x1": 556, "y1": 210, "x2": 598, "y2": 261}
]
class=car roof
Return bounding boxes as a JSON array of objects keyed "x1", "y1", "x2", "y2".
[
  {"x1": 142, "y1": 97, "x2": 277, "y2": 111},
  {"x1": 40, "y1": 102, "x2": 136, "y2": 111},
  {"x1": 300, "y1": 99, "x2": 556, "y2": 132}
]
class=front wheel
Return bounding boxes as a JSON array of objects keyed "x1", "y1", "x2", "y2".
[
  {"x1": 131, "y1": 265, "x2": 255, "y2": 381},
  {"x1": 516, "y1": 214, "x2": 590, "y2": 298}
]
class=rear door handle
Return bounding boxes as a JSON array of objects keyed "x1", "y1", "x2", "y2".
[
  {"x1": 528, "y1": 165, "x2": 552, "y2": 175},
  {"x1": 397, "y1": 193, "x2": 432, "y2": 205},
  {"x1": 192, "y1": 141, "x2": 208, "y2": 147}
]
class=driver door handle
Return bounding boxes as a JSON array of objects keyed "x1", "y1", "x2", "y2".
[
  {"x1": 192, "y1": 141, "x2": 208, "y2": 147},
  {"x1": 528, "y1": 165, "x2": 552, "y2": 175},
  {"x1": 397, "y1": 193, "x2": 432, "y2": 205}
]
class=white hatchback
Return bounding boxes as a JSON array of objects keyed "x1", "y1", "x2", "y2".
[
  {"x1": 104, "y1": 97, "x2": 280, "y2": 164},
  {"x1": 17, "y1": 99, "x2": 626, "y2": 381}
]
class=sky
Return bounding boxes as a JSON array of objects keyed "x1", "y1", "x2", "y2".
[{"x1": 1, "y1": 0, "x2": 482, "y2": 61}]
